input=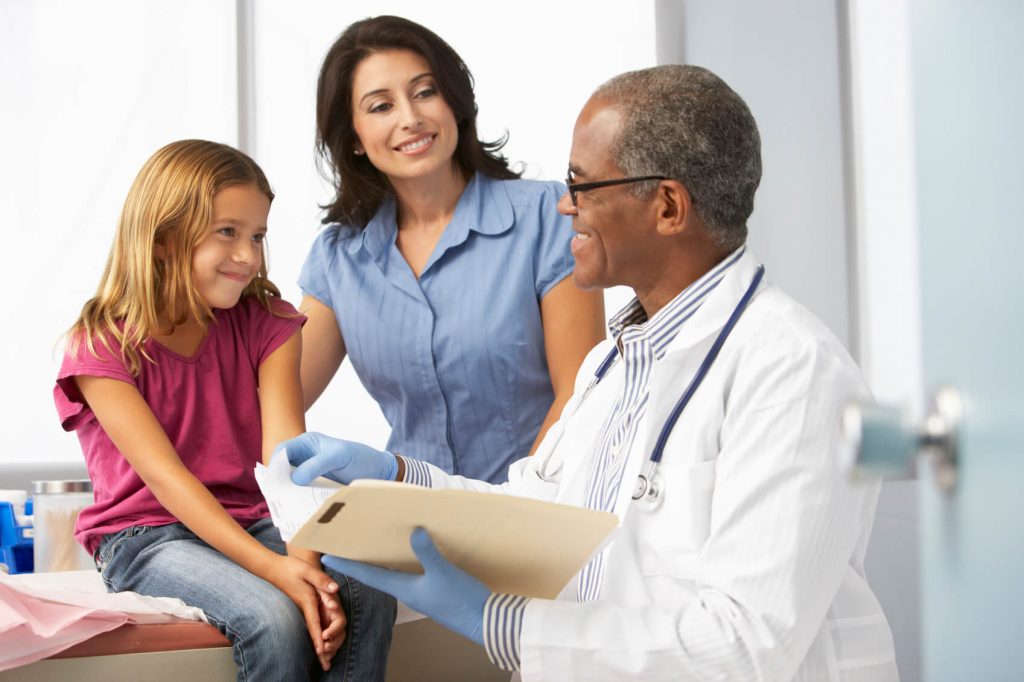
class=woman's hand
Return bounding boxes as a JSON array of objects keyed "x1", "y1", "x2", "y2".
[{"x1": 264, "y1": 554, "x2": 344, "y2": 671}]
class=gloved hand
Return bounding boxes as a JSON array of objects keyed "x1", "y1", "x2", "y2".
[
  {"x1": 323, "y1": 528, "x2": 490, "y2": 646},
  {"x1": 275, "y1": 432, "x2": 398, "y2": 485}
]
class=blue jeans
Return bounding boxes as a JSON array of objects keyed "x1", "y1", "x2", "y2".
[{"x1": 96, "y1": 519, "x2": 396, "y2": 681}]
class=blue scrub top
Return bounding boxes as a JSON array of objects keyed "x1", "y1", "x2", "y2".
[{"x1": 299, "y1": 174, "x2": 575, "y2": 483}]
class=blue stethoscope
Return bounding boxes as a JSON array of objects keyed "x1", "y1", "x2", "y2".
[{"x1": 581, "y1": 264, "x2": 766, "y2": 511}]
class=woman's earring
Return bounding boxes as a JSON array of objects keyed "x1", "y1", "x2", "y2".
[{"x1": 354, "y1": 148, "x2": 364, "y2": 156}]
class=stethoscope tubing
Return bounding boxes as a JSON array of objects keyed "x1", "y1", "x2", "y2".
[
  {"x1": 648, "y1": 264, "x2": 765, "y2": 465},
  {"x1": 586, "y1": 264, "x2": 766, "y2": 504}
]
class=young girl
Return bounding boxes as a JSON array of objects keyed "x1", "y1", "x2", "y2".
[{"x1": 53, "y1": 140, "x2": 395, "y2": 681}]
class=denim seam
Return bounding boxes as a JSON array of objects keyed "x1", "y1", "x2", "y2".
[
  {"x1": 206, "y1": 613, "x2": 246, "y2": 680},
  {"x1": 344, "y1": 575, "x2": 361, "y2": 681}
]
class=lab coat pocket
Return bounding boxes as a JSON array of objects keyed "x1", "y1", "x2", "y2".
[{"x1": 637, "y1": 459, "x2": 716, "y2": 578}]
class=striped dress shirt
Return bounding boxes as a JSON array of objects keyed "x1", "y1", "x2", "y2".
[{"x1": 480, "y1": 246, "x2": 746, "y2": 670}]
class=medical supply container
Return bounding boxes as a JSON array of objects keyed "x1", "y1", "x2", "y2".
[
  {"x1": 0, "y1": 489, "x2": 34, "y2": 573},
  {"x1": 31, "y1": 479, "x2": 94, "y2": 572}
]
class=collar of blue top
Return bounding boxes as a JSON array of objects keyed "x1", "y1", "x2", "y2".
[{"x1": 347, "y1": 173, "x2": 515, "y2": 258}]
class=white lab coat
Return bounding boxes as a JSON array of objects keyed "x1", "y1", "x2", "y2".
[{"x1": 428, "y1": 249, "x2": 898, "y2": 681}]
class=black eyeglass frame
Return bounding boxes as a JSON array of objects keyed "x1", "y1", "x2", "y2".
[{"x1": 565, "y1": 171, "x2": 669, "y2": 207}]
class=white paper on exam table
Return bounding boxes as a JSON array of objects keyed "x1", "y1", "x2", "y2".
[{"x1": 255, "y1": 453, "x2": 619, "y2": 599}]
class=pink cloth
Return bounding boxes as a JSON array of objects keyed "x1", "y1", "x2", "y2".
[
  {"x1": 0, "y1": 571, "x2": 204, "y2": 670},
  {"x1": 0, "y1": 580, "x2": 129, "y2": 669},
  {"x1": 54, "y1": 297, "x2": 304, "y2": 554}
]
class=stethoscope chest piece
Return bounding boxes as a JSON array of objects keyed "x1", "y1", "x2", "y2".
[{"x1": 632, "y1": 463, "x2": 665, "y2": 511}]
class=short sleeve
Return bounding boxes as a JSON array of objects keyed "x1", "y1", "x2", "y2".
[
  {"x1": 298, "y1": 226, "x2": 341, "y2": 308},
  {"x1": 245, "y1": 297, "x2": 306, "y2": 368},
  {"x1": 54, "y1": 333, "x2": 135, "y2": 432},
  {"x1": 531, "y1": 182, "x2": 575, "y2": 298}
]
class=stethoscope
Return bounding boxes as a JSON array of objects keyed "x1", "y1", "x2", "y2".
[{"x1": 579, "y1": 264, "x2": 766, "y2": 511}]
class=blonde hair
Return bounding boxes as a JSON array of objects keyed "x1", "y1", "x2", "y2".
[{"x1": 68, "y1": 139, "x2": 281, "y2": 374}]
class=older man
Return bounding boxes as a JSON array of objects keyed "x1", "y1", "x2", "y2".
[{"x1": 280, "y1": 65, "x2": 898, "y2": 681}]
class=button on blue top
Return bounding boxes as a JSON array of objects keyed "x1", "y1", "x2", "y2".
[{"x1": 299, "y1": 174, "x2": 575, "y2": 483}]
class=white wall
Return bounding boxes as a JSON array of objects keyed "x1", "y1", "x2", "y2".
[
  {"x1": 0, "y1": 0, "x2": 239, "y2": 469},
  {"x1": 670, "y1": 0, "x2": 855, "y2": 349}
]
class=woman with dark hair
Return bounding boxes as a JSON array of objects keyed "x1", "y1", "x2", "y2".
[{"x1": 299, "y1": 16, "x2": 605, "y2": 484}]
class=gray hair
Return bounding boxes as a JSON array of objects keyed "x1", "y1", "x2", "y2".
[{"x1": 594, "y1": 64, "x2": 761, "y2": 251}]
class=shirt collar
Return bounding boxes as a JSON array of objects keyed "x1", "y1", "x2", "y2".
[
  {"x1": 457, "y1": 173, "x2": 516, "y2": 236},
  {"x1": 609, "y1": 246, "x2": 747, "y2": 357},
  {"x1": 346, "y1": 198, "x2": 397, "y2": 258},
  {"x1": 346, "y1": 173, "x2": 514, "y2": 260},
  {"x1": 607, "y1": 300, "x2": 647, "y2": 339}
]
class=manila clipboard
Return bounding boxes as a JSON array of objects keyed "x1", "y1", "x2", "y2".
[{"x1": 290, "y1": 480, "x2": 619, "y2": 599}]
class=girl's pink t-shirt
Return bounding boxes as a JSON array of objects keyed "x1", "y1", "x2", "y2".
[{"x1": 54, "y1": 297, "x2": 305, "y2": 555}]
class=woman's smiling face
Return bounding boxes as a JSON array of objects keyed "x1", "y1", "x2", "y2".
[{"x1": 349, "y1": 49, "x2": 460, "y2": 186}]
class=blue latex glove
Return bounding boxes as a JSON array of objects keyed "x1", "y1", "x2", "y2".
[
  {"x1": 323, "y1": 528, "x2": 490, "y2": 646},
  {"x1": 276, "y1": 432, "x2": 398, "y2": 485}
]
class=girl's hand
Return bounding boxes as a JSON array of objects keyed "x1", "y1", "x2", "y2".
[
  {"x1": 318, "y1": 587, "x2": 348, "y2": 662},
  {"x1": 289, "y1": 546, "x2": 347, "y2": 666},
  {"x1": 265, "y1": 555, "x2": 344, "y2": 670}
]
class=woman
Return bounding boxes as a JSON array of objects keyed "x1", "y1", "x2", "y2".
[{"x1": 299, "y1": 16, "x2": 605, "y2": 483}]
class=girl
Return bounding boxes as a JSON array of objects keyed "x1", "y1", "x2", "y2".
[
  {"x1": 300, "y1": 16, "x2": 606, "y2": 484},
  {"x1": 54, "y1": 140, "x2": 395, "y2": 681}
]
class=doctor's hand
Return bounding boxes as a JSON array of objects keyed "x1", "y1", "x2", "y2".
[
  {"x1": 323, "y1": 527, "x2": 490, "y2": 646},
  {"x1": 276, "y1": 432, "x2": 398, "y2": 485}
]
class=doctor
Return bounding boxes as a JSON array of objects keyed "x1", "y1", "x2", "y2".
[{"x1": 278, "y1": 64, "x2": 898, "y2": 681}]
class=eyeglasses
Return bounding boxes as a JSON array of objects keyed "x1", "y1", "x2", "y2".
[{"x1": 565, "y1": 169, "x2": 669, "y2": 207}]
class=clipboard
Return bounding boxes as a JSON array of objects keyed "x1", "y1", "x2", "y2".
[{"x1": 290, "y1": 480, "x2": 619, "y2": 599}]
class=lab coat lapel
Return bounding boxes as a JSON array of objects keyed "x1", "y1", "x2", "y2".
[{"x1": 640, "y1": 250, "x2": 763, "y2": 465}]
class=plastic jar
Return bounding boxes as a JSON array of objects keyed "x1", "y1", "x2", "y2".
[{"x1": 31, "y1": 480, "x2": 94, "y2": 572}]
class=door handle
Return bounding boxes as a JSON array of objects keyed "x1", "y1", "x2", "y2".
[{"x1": 841, "y1": 387, "x2": 962, "y2": 493}]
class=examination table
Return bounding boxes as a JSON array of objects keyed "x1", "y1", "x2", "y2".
[{"x1": 0, "y1": 571, "x2": 506, "y2": 682}]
